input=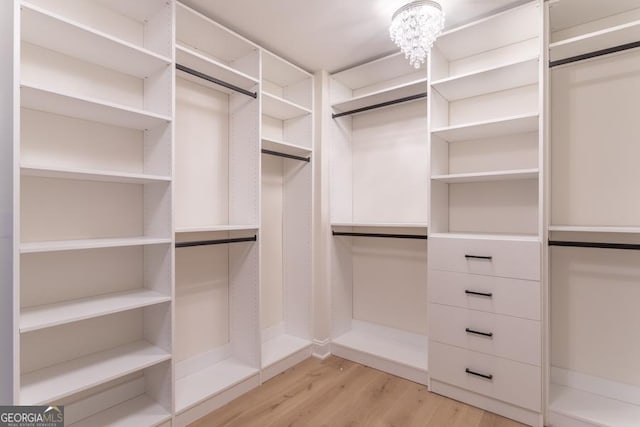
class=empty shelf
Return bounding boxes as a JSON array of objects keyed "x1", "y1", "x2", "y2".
[
  {"x1": 262, "y1": 334, "x2": 312, "y2": 369},
  {"x1": 429, "y1": 232, "x2": 539, "y2": 242},
  {"x1": 175, "y1": 358, "x2": 259, "y2": 412},
  {"x1": 431, "y1": 168, "x2": 539, "y2": 184},
  {"x1": 549, "y1": 225, "x2": 640, "y2": 234},
  {"x1": 21, "y1": 165, "x2": 170, "y2": 184},
  {"x1": 431, "y1": 113, "x2": 539, "y2": 142},
  {"x1": 21, "y1": 341, "x2": 171, "y2": 405},
  {"x1": 70, "y1": 395, "x2": 171, "y2": 427},
  {"x1": 331, "y1": 79, "x2": 428, "y2": 114},
  {"x1": 21, "y1": 237, "x2": 171, "y2": 254},
  {"x1": 22, "y1": 3, "x2": 171, "y2": 79},
  {"x1": 262, "y1": 92, "x2": 311, "y2": 120},
  {"x1": 331, "y1": 222, "x2": 428, "y2": 229},
  {"x1": 175, "y1": 224, "x2": 259, "y2": 233},
  {"x1": 261, "y1": 138, "x2": 312, "y2": 158},
  {"x1": 21, "y1": 289, "x2": 170, "y2": 333},
  {"x1": 21, "y1": 83, "x2": 171, "y2": 131}
]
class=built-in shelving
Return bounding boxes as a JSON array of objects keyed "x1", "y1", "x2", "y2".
[
  {"x1": 21, "y1": 341, "x2": 170, "y2": 405},
  {"x1": 21, "y1": 237, "x2": 171, "y2": 254},
  {"x1": 428, "y1": 232, "x2": 540, "y2": 242},
  {"x1": 175, "y1": 225, "x2": 259, "y2": 234},
  {"x1": 331, "y1": 79, "x2": 427, "y2": 114},
  {"x1": 261, "y1": 138, "x2": 312, "y2": 159},
  {"x1": 431, "y1": 168, "x2": 539, "y2": 184},
  {"x1": 262, "y1": 92, "x2": 311, "y2": 121},
  {"x1": 70, "y1": 395, "x2": 171, "y2": 427},
  {"x1": 331, "y1": 223, "x2": 428, "y2": 229},
  {"x1": 262, "y1": 334, "x2": 312, "y2": 370},
  {"x1": 431, "y1": 113, "x2": 539, "y2": 142},
  {"x1": 21, "y1": 165, "x2": 171, "y2": 184},
  {"x1": 549, "y1": 225, "x2": 640, "y2": 233}
]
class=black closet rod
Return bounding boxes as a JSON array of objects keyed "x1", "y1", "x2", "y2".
[
  {"x1": 176, "y1": 63, "x2": 258, "y2": 99},
  {"x1": 261, "y1": 149, "x2": 310, "y2": 162},
  {"x1": 176, "y1": 235, "x2": 257, "y2": 248},
  {"x1": 549, "y1": 240, "x2": 640, "y2": 251},
  {"x1": 332, "y1": 92, "x2": 428, "y2": 119},
  {"x1": 332, "y1": 231, "x2": 428, "y2": 240},
  {"x1": 549, "y1": 40, "x2": 640, "y2": 68}
]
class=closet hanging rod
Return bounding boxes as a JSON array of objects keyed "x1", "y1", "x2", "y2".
[
  {"x1": 332, "y1": 231, "x2": 428, "y2": 240},
  {"x1": 549, "y1": 40, "x2": 640, "y2": 68},
  {"x1": 261, "y1": 149, "x2": 310, "y2": 162},
  {"x1": 176, "y1": 235, "x2": 257, "y2": 248},
  {"x1": 549, "y1": 240, "x2": 640, "y2": 251},
  {"x1": 176, "y1": 64, "x2": 258, "y2": 99},
  {"x1": 332, "y1": 92, "x2": 428, "y2": 119}
]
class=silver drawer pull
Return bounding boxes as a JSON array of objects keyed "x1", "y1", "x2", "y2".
[
  {"x1": 465, "y1": 368, "x2": 493, "y2": 381},
  {"x1": 465, "y1": 328, "x2": 493, "y2": 338},
  {"x1": 465, "y1": 254, "x2": 492, "y2": 260}
]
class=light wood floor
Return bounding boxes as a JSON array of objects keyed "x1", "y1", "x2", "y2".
[{"x1": 190, "y1": 356, "x2": 527, "y2": 427}]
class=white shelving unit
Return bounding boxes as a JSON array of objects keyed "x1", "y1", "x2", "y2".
[
  {"x1": 329, "y1": 52, "x2": 429, "y2": 384},
  {"x1": 428, "y1": 2, "x2": 543, "y2": 426},
  {"x1": 547, "y1": 2, "x2": 640, "y2": 426},
  {"x1": 260, "y1": 50, "x2": 313, "y2": 382},
  {"x1": 14, "y1": 1, "x2": 174, "y2": 425}
]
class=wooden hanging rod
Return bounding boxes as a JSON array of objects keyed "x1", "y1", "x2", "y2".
[
  {"x1": 261, "y1": 149, "x2": 310, "y2": 162},
  {"x1": 332, "y1": 92, "x2": 428, "y2": 118},
  {"x1": 176, "y1": 63, "x2": 258, "y2": 99},
  {"x1": 332, "y1": 231, "x2": 428, "y2": 240},
  {"x1": 176, "y1": 235, "x2": 257, "y2": 248},
  {"x1": 549, "y1": 40, "x2": 640, "y2": 68},
  {"x1": 548, "y1": 240, "x2": 640, "y2": 251}
]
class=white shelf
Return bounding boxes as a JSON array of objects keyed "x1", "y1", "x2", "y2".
[
  {"x1": 21, "y1": 237, "x2": 171, "y2": 254},
  {"x1": 94, "y1": 0, "x2": 169, "y2": 23},
  {"x1": 261, "y1": 138, "x2": 311, "y2": 158},
  {"x1": 549, "y1": 225, "x2": 640, "y2": 233},
  {"x1": 262, "y1": 49, "x2": 311, "y2": 88},
  {"x1": 436, "y1": 2, "x2": 539, "y2": 61},
  {"x1": 21, "y1": 341, "x2": 171, "y2": 405},
  {"x1": 176, "y1": 44, "x2": 258, "y2": 94},
  {"x1": 70, "y1": 395, "x2": 171, "y2": 427},
  {"x1": 331, "y1": 79, "x2": 428, "y2": 114},
  {"x1": 549, "y1": 384, "x2": 640, "y2": 427},
  {"x1": 21, "y1": 3, "x2": 171, "y2": 79},
  {"x1": 331, "y1": 222, "x2": 428, "y2": 229},
  {"x1": 331, "y1": 52, "x2": 422, "y2": 91},
  {"x1": 175, "y1": 225, "x2": 259, "y2": 234},
  {"x1": 428, "y1": 232, "x2": 540, "y2": 242},
  {"x1": 431, "y1": 113, "x2": 539, "y2": 142},
  {"x1": 432, "y1": 57, "x2": 539, "y2": 101},
  {"x1": 20, "y1": 290, "x2": 170, "y2": 333},
  {"x1": 332, "y1": 321, "x2": 427, "y2": 373},
  {"x1": 431, "y1": 168, "x2": 539, "y2": 184},
  {"x1": 262, "y1": 92, "x2": 311, "y2": 120},
  {"x1": 175, "y1": 358, "x2": 259, "y2": 412},
  {"x1": 262, "y1": 334, "x2": 312, "y2": 369},
  {"x1": 21, "y1": 165, "x2": 171, "y2": 184},
  {"x1": 550, "y1": 19, "x2": 640, "y2": 64},
  {"x1": 21, "y1": 83, "x2": 171, "y2": 131}
]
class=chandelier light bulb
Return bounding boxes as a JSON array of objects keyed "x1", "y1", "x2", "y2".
[{"x1": 389, "y1": 0, "x2": 445, "y2": 69}]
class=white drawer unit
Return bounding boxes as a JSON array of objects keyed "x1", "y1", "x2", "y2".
[
  {"x1": 428, "y1": 270, "x2": 541, "y2": 320},
  {"x1": 428, "y1": 235, "x2": 541, "y2": 281},
  {"x1": 430, "y1": 341, "x2": 541, "y2": 412},
  {"x1": 429, "y1": 303, "x2": 541, "y2": 366}
]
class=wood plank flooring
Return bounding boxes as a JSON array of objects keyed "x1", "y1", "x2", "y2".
[{"x1": 189, "y1": 356, "x2": 527, "y2": 427}]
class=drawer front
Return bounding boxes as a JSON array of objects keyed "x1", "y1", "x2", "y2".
[
  {"x1": 428, "y1": 270, "x2": 540, "y2": 320},
  {"x1": 430, "y1": 341, "x2": 541, "y2": 411},
  {"x1": 428, "y1": 236, "x2": 540, "y2": 280},
  {"x1": 429, "y1": 303, "x2": 541, "y2": 366}
]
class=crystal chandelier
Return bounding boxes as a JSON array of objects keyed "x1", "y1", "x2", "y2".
[{"x1": 389, "y1": 0, "x2": 445, "y2": 69}]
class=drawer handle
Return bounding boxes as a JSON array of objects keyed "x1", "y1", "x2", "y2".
[
  {"x1": 465, "y1": 254, "x2": 492, "y2": 260},
  {"x1": 465, "y1": 290, "x2": 493, "y2": 298},
  {"x1": 465, "y1": 368, "x2": 493, "y2": 381},
  {"x1": 465, "y1": 328, "x2": 493, "y2": 338}
]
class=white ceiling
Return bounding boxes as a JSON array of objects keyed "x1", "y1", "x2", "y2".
[{"x1": 180, "y1": 0, "x2": 527, "y2": 73}]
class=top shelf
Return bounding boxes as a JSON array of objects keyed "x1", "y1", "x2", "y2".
[
  {"x1": 436, "y1": 2, "x2": 539, "y2": 61},
  {"x1": 22, "y1": 3, "x2": 172, "y2": 79},
  {"x1": 262, "y1": 50, "x2": 311, "y2": 88},
  {"x1": 331, "y1": 52, "x2": 421, "y2": 91},
  {"x1": 331, "y1": 79, "x2": 427, "y2": 115}
]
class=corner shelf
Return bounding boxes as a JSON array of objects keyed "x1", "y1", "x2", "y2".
[
  {"x1": 262, "y1": 92, "x2": 311, "y2": 120},
  {"x1": 431, "y1": 168, "x2": 539, "y2": 184},
  {"x1": 21, "y1": 237, "x2": 172, "y2": 254},
  {"x1": 331, "y1": 79, "x2": 428, "y2": 114},
  {"x1": 20, "y1": 341, "x2": 171, "y2": 405},
  {"x1": 21, "y1": 165, "x2": 171, "y2": 184},
  {"x1": 20, "y1": 290, "x2": 170, "y2": 333},
  {"x1": 550, "y1": 19, "x2": 640, "y2": 64},
  {"x1": 70, "y1": 395, "x2": 171, "y2": 427},
  {"x1": 261, "y1": 138, "x2": 311, "y2": 158},
  {"x1": 21, "y1": 83, "x2": 172, "y2": 131},
  {"x1": 176, "y1": 44, "x2": 258, "y2": 94},
  {"x1": 431, "y1": 113, "x2": 539, "y2": 142},
  {"x1": 431, "y1": 57, "x2": 538, "y2": 101},
  {"x1": 21, "y1": 3, "x2": 171, "y2": 79}
]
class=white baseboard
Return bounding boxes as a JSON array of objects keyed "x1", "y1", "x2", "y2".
[{"x1": 312, "y1": 338, "x2": 331, "y2": 360}]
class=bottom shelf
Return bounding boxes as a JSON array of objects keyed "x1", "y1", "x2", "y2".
[
  {"x1": 262, "y1": 334, "x2": 312, "y2": 369},
  {"x1": 549, "y1": 384, "x2": 640, "y2": 427},
  {"x1": 71, "y1": 395, "x2": 170, "y2": 427},
  {"x1": 332, "y1": 320, "x2": 427, "y2": 384},
  {"x1": 175, "y1": 357, "x2": 259, "y2": 413}
]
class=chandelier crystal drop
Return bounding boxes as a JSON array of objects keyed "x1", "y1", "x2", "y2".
[{"x1": 389, "y1": 0, "x2": 445, "y2": 69}]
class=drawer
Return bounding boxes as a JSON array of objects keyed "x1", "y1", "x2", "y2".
[
  {"x1": 429, "y1": 341, "x2": 541, "y2": 411},
  {"x1": 429, "y1": 236, "x2": 540, "y2": 280},
  {"x1": 428, "y1": 270, "x2": 540, "y2": 320},
  {"x1": 429, "y1": 303, "x2": 541, "y2": 366}
]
